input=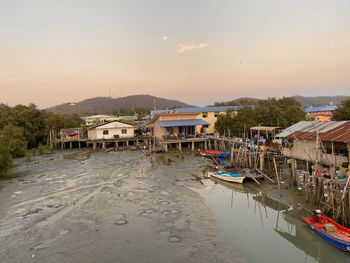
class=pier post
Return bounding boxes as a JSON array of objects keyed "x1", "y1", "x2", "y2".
[
  {"x1": 126, "y1": 140, "x2": 129, "y2": 146},
  {"x1": 208, "y1": 140, "x2": 211, "y2": 149},
  {"x1": 230, "y1": 146, "x2": 234, "y2": 163},
  {"x1": 192, "y1": 141, "x2": 195, "y2": 151},
  {"x1": 70, "y1": 142, "x2": 72, "y2": 150},
  {"x1": 290, "y1": 159, "x2": 297, "y2": 186},
  {"x1": 93, "y1": 142, "x2": 96, "y2": 151},
  {"x1": 214, "y1": 140, "x2": 218, "y2": 150},
  {"x1": 259, "y1": 153, "x2": 265, "y2": 171},
  {"x1": 102, "y1": 141, "x2": 106, "y2": 150},
  {"x1": 164, "y1": 143, "x2": 168, "y2": 153},
  {"x1": 178, "y1": 142, "x2": 182, "y2": 152},
  {"x1": 204, "y1": 141, "x2": 208, "y2": 150}
]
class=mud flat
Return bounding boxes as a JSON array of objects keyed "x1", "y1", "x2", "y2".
[{"x1": 0, "y1": 151, "x2": 244, "y2": 263}]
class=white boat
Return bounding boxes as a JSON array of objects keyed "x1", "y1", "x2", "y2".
[{"x1": 206, "y1": 170, "x2": 246, "y2": 184}]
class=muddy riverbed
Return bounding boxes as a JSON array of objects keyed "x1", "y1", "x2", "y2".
[
  {"x1": 1, "y1": 150, "x2": 349, "y2": 263},
  {"x1": 0, "y1": 151, "x2": 243, "y2": 263}
]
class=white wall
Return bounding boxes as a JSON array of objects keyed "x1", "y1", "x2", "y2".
[{"x1": 88, "y1": 127, "x2": 134, "y2": 140}]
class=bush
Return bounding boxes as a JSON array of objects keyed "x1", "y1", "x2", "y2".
[
  {"x1": 0, "y1": 145, "x2": 12, "y2": 177},
  {"x1": 37, "y1": 144, "x2": 53, "y2": 155}
]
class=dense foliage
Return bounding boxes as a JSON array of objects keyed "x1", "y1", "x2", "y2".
[
  {"x1": 215, "y1": 97, "x2": 305, "y2": 137},
  {"x1": 332, "y1": 98, "x2": 350, "y2": 121},
  {"x1": 0, "y1": 104, "x2": 83, "y2": 177}
]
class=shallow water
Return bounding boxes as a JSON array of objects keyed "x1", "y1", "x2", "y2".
[{"x1": 200, "y1": 181, "x2": 349, "y2": 263}]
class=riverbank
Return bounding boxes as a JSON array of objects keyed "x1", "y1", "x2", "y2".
[{"x1": 0, "y1": 151, "x2": 244, "y2": 263}]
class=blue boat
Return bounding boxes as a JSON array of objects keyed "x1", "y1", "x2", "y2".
[
  {"x1": 304, "y1": 214, "x2": 350, "y2": 252},
  {"x1": 207, "y1": 170, "x2": 246, "y2": 184}
]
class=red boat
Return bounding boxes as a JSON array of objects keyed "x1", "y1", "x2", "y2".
[
  {"x1": 304, "y1": 211, "x2": 350, "y2": 252},
  {"x1": 198, "y1": 150, "x2": 230, "y2": 159}
]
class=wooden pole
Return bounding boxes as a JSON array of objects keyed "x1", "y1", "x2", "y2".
[{"x1": 273, "y1": 157, "x2": 281, "y2": 193}]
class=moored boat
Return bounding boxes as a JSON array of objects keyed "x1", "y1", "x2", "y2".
[
  {"x1": 199, "y1": 150, "x2": 230, "y2": 159},
  {"x1": 303, "y1": 211, "x2": 350, "y2": 252},
  {"x1": 206, "y1": 170, "x2": 246, "y2": 184}
]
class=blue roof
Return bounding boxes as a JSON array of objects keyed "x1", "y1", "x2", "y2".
[
  {"x1": 304, "y1": 105, "x2": 338, "y2": 113},
  {"x1": 151, "y1": 106, "x2": 241, "y2": 117},
  {"x1": 156, "y1": 119, "x2": 209, "y2": 127},
  {"x1": 176, "y1": 106, "x2": 240, "y2": 113}
]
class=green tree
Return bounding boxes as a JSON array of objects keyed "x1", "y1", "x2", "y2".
[
  {"x1": 0, "y1": 136, "x2": 13, "y2": 177},
  {"x1": 134, "y1": 107, "x2": 149, "y2": 120},
  {"x1": 332, "y1": 98, "x2": 350, "y2": 121},
  {"x1": 0, "y1": 124, "x2": 26, "y2": 157},
  {"x1": 214, "y1": 113, "x2": 235, "y2": 135}
]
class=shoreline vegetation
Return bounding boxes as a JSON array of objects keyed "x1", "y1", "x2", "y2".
[{"x1": 0, "y1": 103, "x2": 82, "y2": 177}]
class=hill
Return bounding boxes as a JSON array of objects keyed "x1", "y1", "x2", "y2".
[
  {"x1": 209, "y1": 96, "x2": 349, "y2": 107},
  {"x1": 291, "y1": 96, "x2": 348, "y2": 107},
  {"x1": 47, "y1": 95, "x2": 194, "y2": 115}
]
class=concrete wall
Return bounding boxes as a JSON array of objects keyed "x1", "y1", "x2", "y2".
[
  {"x1": 282, "y1": 140, "x2": 348, "y2": 166},
  {"x1": 196, "y1": 111, "x2": 237, "y2": 134},
  {"x1": 158, "y1": 113, "x2": 198, "y2": 121},
  {"x1": 88, "y1": 127, "x2": 134, "y2": 140}
]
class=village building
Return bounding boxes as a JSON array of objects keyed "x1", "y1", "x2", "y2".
[
  {"x1": 148, "y1": 112, "x2": 210, "y2": 152},
  {"x1": 82, "y1": 114, "x2": 138, "y2": 126},
  {"x1": 60, "y1": 128, "x2": 86, "y2": 142},
  {"x1": 151, "y1": 106, "x2": 240, "y2": 135},
  {"x1": 304, "y1": 105, "x2": 338, "y2": 121},
  {"x1": 151, "y1": 112, "x2": 208, "y2": 140},
  {"x1": 276, "y1": 121, "x2": 350, "y2": 167},
  {"x1": 81, "y1": 115, "x2": 119, "y2": 126},
  {"x1": 87, "y1": 121, "x2": 135, "y2": 140}
]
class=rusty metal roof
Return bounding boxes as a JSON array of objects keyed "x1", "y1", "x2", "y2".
[{"x1": 283, "y1": 121, "x2": 350, "y2": 144}]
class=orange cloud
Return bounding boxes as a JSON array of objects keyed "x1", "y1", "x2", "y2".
[{"x1": 177, "y1": 43, "x2": 208, "y2": 53}]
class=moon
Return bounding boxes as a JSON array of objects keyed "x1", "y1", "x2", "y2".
[{"x1": 163, "y1": 36, "x2": 167, "y2": 40}]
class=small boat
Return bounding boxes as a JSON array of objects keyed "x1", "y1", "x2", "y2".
[
  {"x1": 303, "y1": 211, "x2": 350, "y2": 252},
  {"x1": 206, "y1": 170, "x2": 246, "y2": 184},
  {"x1": 199, "y1": 150, "x2": 230, "y2": 159}
]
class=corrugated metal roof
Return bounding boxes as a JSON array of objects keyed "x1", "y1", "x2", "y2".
[
  {"x1": 156, "y1": 119, "x2": 209, "y2": 127},
  {"x1": 281, "y1": 121, "x2": 350, "y2": 144},
  {"x1": 320, "y1": 122, "x2": 350, "y2": 143},
  {"x1": 275, "y1": 121, "x2": 313, "y2": 138},
  {"x1": 304, "y1": 105, "x2": 337, "y2": 113}
]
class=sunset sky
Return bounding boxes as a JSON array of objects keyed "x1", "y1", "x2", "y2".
[{"x1": 1, "y1": 0, "x2": 350, "y2": 108}]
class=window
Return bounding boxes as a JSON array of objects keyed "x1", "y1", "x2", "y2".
[
  {"x1": 214, "y1": 112, "x2": 219, "y2": 117},
  {"x1": 202, "y1": 112, "x2": 208, "y2": 118},
  {"x1": 121, "y1": 129, "x2": 127, "y2": 134},
  {"x1": 103, "y1": 130, "x2": 109, "y2": 135}
]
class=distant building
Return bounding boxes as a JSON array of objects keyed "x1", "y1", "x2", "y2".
[
  {"x1": 82, "y1": 114, "x2": 137, "y2": 126},
  {"x1": 60, "y1": 128, "x2": 86, "y2": 142},
  {"x1": 87, "y1": 121, "x2": 135, "y2": 140},
  {"x1": 82, "y1": 115, "x2": 119, "y2": 126},
  {"x1": 151, "y1": 106, "x2": 241, "y2": 134},
  {"x1": 304, "y1": 105, "x2": 338, "y2": 121}
]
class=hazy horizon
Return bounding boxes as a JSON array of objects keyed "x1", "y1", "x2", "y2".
[{"x1": 1, "y1": 0, "x2": 350, "y2": 108}]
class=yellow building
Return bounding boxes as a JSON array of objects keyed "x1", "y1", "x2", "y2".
[
  {"x1": 304, "y1": 106, "x2": 337, "y2": 122},
  {"x1": 151, "y1": 112, "x2": 209, "y2": 141},
  {"x1": 151, "y1": 106, "x2": 239, "y2": 135}
]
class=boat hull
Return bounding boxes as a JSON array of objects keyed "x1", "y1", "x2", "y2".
[
  {"x1": 304, "y1": 216, "x2": 350, "y2": 252},
  {"x1": 207, "y1": 171, "x2": 245, "y2": 184}
]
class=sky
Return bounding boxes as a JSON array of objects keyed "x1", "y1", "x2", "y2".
[{"x1": 0, "y1": 0, "x2": 350, "y2": 108}]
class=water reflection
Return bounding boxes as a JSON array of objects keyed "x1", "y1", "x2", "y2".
[{"x1": 201, "y1": 179, "x2": 349, "y2": 263}]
